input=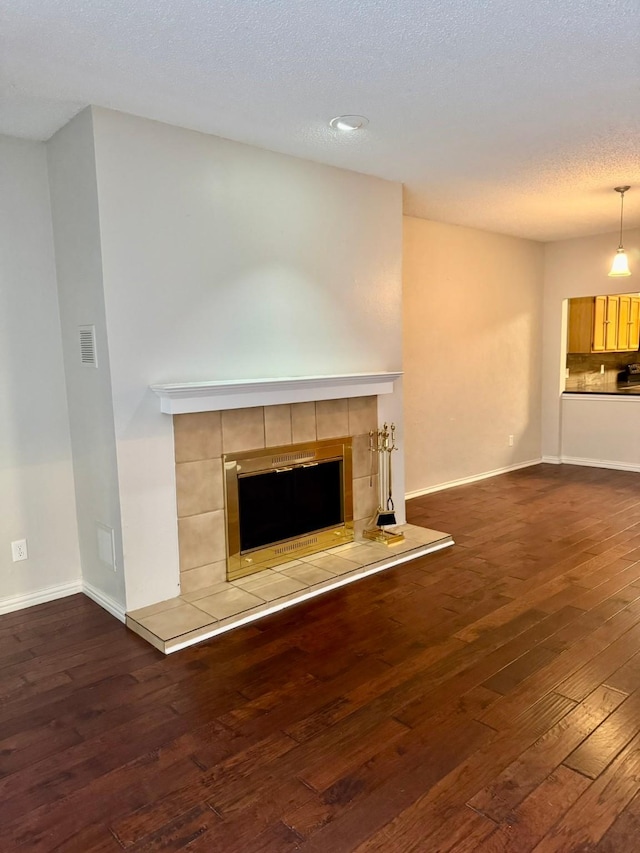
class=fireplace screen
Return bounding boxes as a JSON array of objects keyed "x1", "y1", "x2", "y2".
[{"x1": 224, "y1": 437, "x2": 353, "y2": 580}]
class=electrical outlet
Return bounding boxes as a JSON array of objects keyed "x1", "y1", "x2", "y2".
[
  {"x1": 508, "y1": 434, "x2": 514, "y2": 447},
  {"x1": 11, "y1": 539, "x2": 28, "y2": 562}
]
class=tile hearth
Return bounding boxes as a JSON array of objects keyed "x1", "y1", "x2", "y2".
[{"x1": 126, "y1": 524, "x2": 454, "y2": 654}]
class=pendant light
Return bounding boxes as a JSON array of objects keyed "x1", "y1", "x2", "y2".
[{"x1": 609, "y1": 185, "x2": 631, "y2": 277}]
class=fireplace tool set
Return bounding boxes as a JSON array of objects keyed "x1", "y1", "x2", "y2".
[{"x1": 363, "y1": 423, "x2": 405, "y2": 546}]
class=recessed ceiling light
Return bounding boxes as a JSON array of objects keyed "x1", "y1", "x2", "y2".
[{"x1": 329, "y1": 115, "x2": 369, "y2": 131}]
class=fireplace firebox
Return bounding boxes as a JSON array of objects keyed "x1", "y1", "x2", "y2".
[{"x1": 224, "y1": 437, "x2": 353, "y2": 580}]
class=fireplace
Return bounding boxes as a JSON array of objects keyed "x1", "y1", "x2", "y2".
[
  {"x1": 162, "y1": 380, "x2": 400, "y2": 597},
  {"x1": 224, "y1": 437, "x2": 353, "y2": 580}
]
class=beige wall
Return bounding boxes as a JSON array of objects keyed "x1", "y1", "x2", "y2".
[
  {"x1": 542, "y1": 227, "x2": 640, "y2": 459},
  {"x1": 0, "y1": 136, "x2": 81, "y2": 611},
  {"x1": 403, "y1": 216, "x2": 544, "y2": 495}
]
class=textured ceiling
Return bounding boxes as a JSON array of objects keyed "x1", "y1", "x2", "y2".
[{"x1": 1, "y1": 0, "x2": 639, "y2": 241}]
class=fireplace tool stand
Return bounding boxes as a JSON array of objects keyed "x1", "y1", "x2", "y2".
[{"x1": 363, "y1": 423, "x2": 405, "y2": 546}]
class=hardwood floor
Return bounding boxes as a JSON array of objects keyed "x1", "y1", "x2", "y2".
[{"x1": 3, "y1": 463, "x2": 640, "y2": 851}]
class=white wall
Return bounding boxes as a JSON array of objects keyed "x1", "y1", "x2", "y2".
[
  {"x1": 403, "y1": 216, "x2": 544, "y2": 494},
  {"x1": 542, "y1": 227, "x2": 640, "y2": 459},
  {"x1": 89, "y1": 108, "x2": 403, "y2": 610},
  {"x1": 0, "y1": 136, "x2": 81, "y2": 610},
  {"x1": 47, "y1": 110, "x2": 126, "y2": 612}
]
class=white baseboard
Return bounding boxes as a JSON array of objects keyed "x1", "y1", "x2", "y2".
[
  {"x1": 82, "y1": 581, "x2": 126, "y2": 623},
  {"x1": 0, "y1": 577, "x2": 126, "y2": 622},
  {"x1": 560, "y1": 456, "x2": 640, "y2": 473},
  {"x1": 541, "y1": 455, "x2": 562, "y2": 464},
  {"x1": 405, "y1": 458, "x2": 543, "y2": 500},
  {"x1": 0, "y1": 579, "x2": 83, "y2": 616}
]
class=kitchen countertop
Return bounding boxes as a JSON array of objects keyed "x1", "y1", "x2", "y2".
[{"x1": 564, "y1": 382, "x2": 640, "y2": 395}]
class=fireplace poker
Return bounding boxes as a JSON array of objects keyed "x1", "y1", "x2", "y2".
[
  {"x1": 369, "y1": 429, "x2": 375, "y2": 487},
  {"x1": 386, "y1": 424, "x2": 395, "y2": 514},
  {"x1": 363, "y1": 423, "x2": 404, "y2": 545}
]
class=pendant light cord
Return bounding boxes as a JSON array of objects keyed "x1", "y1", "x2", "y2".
[{"x1": 619, "y1": 190, "x2": 625, "y2": 250}]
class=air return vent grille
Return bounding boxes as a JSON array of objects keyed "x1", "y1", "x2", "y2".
[
  {"x1": 272, "y1": 450, "x2": 314, "y2": 465},
  {"x1": 274, "y1": 536, "x2": 318, "y2": 556},
  {"x1": 79, "y1": 325, "x2": 97, "y2": 367}
]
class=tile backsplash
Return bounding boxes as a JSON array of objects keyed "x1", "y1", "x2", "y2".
[{"x1": 566, "y1": 352, "x2": 639, "y2": 385}]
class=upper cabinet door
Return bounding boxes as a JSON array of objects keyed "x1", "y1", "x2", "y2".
[
  {"x1": 618, "y1": 295, "x2": 632, "y2": 350},
  {"x1": 605, "y1": 296, "x2": 620, "y2": 350},
  {"x1": 567, "y1": 297, "x2": 594, "y2": 353},
  {"x1": 629, "y1": 297, "x2": 640, "y2": 351},
  {"x1": 592, "y1": 295, "x2": 607, "y2": 351}
]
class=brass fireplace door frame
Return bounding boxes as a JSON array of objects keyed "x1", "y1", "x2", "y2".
[{"x1": 224, "y1": 436, "x2": 354, "y2": 580}]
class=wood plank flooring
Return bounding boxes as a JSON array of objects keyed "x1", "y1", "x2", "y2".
[{"x1": 3, "y1": 463, "x2": 640, "y2": 851}]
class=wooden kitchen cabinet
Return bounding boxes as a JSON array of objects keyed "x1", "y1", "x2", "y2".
[
  {"x1": 603, "y1": 296, "x2": 618, "y2": 351},
  {"x1": 618, "y1": 295, "x2": 640, "y2": 350},
  {"x1": 591, "y1": 295, "x2": 608, "y2": 351},
  {"x1": 567, "y1": 294, "x2": 640, "y2": 353},
  {"x1": 631, "y1": 297, "x2": 640, "y2": 349},
  {"x1": 568, "y1": 296, "x2": 596, "y2": 353}
]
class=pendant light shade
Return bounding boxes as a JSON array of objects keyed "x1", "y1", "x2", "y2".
[
  {"x1": 610, "y1": 248, "x2": 631, "y2": 277},
  {"x1": 609, "y1": 186, "x2": 631, "y2": 277}
]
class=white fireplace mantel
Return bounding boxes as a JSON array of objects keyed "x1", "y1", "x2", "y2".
[{"x1": 150, "y1": 371, "x2": 403, "y2": 414}]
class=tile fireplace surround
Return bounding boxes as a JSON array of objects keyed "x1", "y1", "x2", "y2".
[{"x1": 127, "y1": 374, "x2": 453, "y2": 653}]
